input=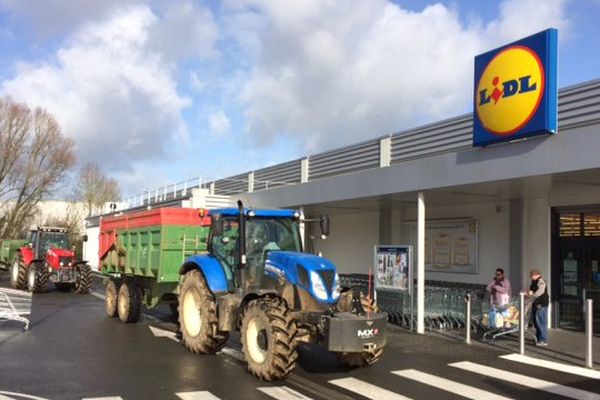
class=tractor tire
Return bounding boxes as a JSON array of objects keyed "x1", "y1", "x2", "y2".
[
  {"x1": 336, "y1": 291, "x2": 384, "y2": 368},
  {"x1": 74, "y1": 263, "x2": 92, "y2": 294},
  {"x1": 178, "y1": 270, "x2": 229, "y2": 354},
  {"x1": 27, "y1": 262, "x2": 48, "y2": 293},
  {"x1": 10, "y1": 252, "x2": 27, "y2": 290},
  {"x1": 54, "y1": 282, "x2": 73, "y2": 292},
  {"x1": 117, "y1": 282, "x2": 142, "y2": 323},
  {"x1": 105, "y1": 280, "x2": 119, "y2": 318},
  {"x1": 240, "y1": 297, "x2": 298, "y2": 381}
]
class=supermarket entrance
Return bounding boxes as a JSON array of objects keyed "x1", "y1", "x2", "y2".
[{"x1": 552, "y1": 207, "x2": 600, "y2": 332}]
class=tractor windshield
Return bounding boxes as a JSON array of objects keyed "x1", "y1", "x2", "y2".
[{"x1": 39, "y1": 232, "x2": 70, "y2": 253}]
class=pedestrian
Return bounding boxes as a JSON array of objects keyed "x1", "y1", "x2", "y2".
[
  {"x1": 528, "y1": 268, "x2": 549, "y2": 346},
  {"x1": 486, "y1": 268, "x2": 512, "y2": 328}
]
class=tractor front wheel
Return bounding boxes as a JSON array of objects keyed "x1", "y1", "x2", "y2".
[
  {"x1": 10, "y1": 252, "x2": 27, "y2": 290},
  {"x1": 74, "y1": 263, "x2": 92, "y2": 294},
  {"x1": 27, "y1": 262, "x2": 48, "y2": 293},
  {"x1": 240, "y1": 297, "x2": 298, "y2": 380},
  {"x1": 178, "y1": 270, "x2": 229, "y2": 354},
  {"x1": 117, "y1": 282, "x2": 142, "y2": 323},
  {"x1": 105, "y1": 280, "x2": 119, "y2": 317}
]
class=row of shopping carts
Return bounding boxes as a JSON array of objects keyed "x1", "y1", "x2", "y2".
[{"x1": 340, "y1": 274, "x2": 534, "y2": 341}]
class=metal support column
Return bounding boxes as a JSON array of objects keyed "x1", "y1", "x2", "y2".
[
  {"x1": 586, "y1": 299, "x2": 593, "y2": 369},
  {"x1": 417, "y1": 191, "x2": 425, "y2": 334},
  {"x1": 519, "y1": 292, "x2": 525, "y2": 355},
  {"x1": 465, "y1": 293, "x2": 471, "y2": 344}
]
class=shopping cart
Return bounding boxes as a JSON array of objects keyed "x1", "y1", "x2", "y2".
[
  {"x1": 0, "y1": 288, "x2": 32, "y2": 330},
  {"x1": 480, "y1": 295, "x2": 537, "y2": 343}
]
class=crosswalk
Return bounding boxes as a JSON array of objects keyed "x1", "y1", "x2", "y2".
[{"x1": 8, "y1": 353, "x2": 599, "y2": 400}]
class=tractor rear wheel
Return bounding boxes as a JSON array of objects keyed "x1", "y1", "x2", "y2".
[
  {"x1": 74, "y1": 263, "x2": 92, "y2": 294},
  {"x1": 240, "y1": 297, "x2": 298, "y2": 380},
  {"x1": 55, "y1": 282, "x2": 73, "y2": 292},
  {"x1": 105, "y1": 280, "x2": 119, "y2": 317},
  {"x1": 336, "y1": 291, "x2": 384, "y2": 368},
  {"x1": 178, "y1": 270, "x2": 229, "y2": 354},
  {"x1": 27, "y1": 262, "x2": 48, "y2": 293},
  {"x1": 117, "y1": 282, "x2": 142, "y2": 323},
  {"x1": 10, "y1": 252, "x2": 27, "y2": 290}
]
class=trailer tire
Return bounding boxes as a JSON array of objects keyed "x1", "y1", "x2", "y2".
[
  {"x1": 336, "y1": 291, "x2": 383, "y2": 368},
  {"x1": 27, "y1": 262, "x2": 48, "y2": 293},
  {"x1": 117, "y1": 282, "x2": 142, "y2": 323},
  {"x1": 178, "y1": 270, "x2": 228, "y2": 354},
  {"x1": 241, "y1": 297, "x2": 298, "y2": 381},
  {"x1": 106, "y1": 280, "x2": 119, "y2": 317},
  {"x1": 74, "y1": 263, "x2": 92, "y2": 294},
  {"x1": 10, "y1": 252, "x2": 27, "y2": 290}
]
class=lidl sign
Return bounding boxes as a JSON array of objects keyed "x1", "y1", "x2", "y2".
[{"x1": 473, "y1": 29, "x2": 557, "y2": 147}]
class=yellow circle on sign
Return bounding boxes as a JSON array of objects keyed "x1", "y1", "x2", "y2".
[{"x1": 476, "y1": 46, "x2": 544, "y2": 136}]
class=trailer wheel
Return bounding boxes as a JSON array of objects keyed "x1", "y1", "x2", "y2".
[
  {"x1": 178, "y1": 270, "x2": 229, "y2": 354},
  {"x1": 10, "y1": 252, "x2": 27, "y2": 290},
  {"x1": 74, "y1": 263, "x2": 92, "y2": 294},
  {"x1": 336, "y1": 290, "x2": 384, "y2": 368},
  {"x1": 240, "y1": 297, "x2": 298, "y2": 380},
  {"x1": 117, "y1": 282, "x2": 142, "y2": 323},
  {"x1": 27, "y1": 262, "x2": 48, "y2": 293},
  {"x1": 55, "y1": 282, "x2": 73, "y2": 292},
  {"x1": 105, "y1": 280, "x2": 119, "y2": 317}
]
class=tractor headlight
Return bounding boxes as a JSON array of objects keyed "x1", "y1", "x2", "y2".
[
  {"x1": 310, "y1": 270, "x2": 328, "y2": 301},
  {"x1": 60, "y1": 262, "x2": 64, "y2": 267},
  {"x1": 332, "y1": 273, "x2": 341, "y2": 300}
]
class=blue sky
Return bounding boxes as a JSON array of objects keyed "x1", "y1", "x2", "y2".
[{"x1": 0, "y1": 0, "x2": 598, "y2": 197}]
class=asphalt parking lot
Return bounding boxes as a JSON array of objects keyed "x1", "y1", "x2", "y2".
[{"x1": 1, "y1": 274, "x2": 599, "y2": 400}]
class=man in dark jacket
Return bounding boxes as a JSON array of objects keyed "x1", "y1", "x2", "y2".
[{"x1": 528, "y1": 268, "x2": 549, "y2": 346}]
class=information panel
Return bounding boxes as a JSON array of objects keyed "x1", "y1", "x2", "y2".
[{"x1": 374, "y1": 245, "x2": 412, "y2": 291}]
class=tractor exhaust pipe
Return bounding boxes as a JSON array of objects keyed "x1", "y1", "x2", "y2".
[{"x1": 237, "y1": 200, "x2": 247, "y2": 267}]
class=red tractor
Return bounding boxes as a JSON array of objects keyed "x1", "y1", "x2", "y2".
[{"x1": 9, "y1": 227, "x2": 92, "y2": 293}]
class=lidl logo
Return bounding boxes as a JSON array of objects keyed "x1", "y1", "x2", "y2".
[{"x1": 473, "y1": 29, "x2": 557, "y2": 147}]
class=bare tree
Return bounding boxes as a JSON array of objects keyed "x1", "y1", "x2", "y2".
[
  {"x1": 75, "y1": 162, "x2": 121, "y2": 216},
  {"x1": 0, "y1": 98, "x2": 75, "y2": 238},
  {"x1": 42, "y1": 202, "x2": 87, "y2": 258}
]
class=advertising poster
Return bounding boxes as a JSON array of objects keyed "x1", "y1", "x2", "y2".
[
  {"x1": 374, "y1": 245, "x2": 412, "y2": 291},
  {"x1": 409, "y1": 220, "x2": 478, "y2": 274}
]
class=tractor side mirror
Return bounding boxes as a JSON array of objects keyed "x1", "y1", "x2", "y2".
[
  {"x1": 319, "y1": 215, "x2": 330, "y2": 238},
  {"x1": 212, "y1": 215, "x2": 223, "y2": 236},
  {"x1": 82, "y1": 234, "x2": 88, "y2": 243}
]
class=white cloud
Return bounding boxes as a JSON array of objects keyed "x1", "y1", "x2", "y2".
[
  {"x1": 208, "y1": 110, "x2": 232, "y2": 137},
  {"x1": 1, "y1": 2, "x2": 218, "y2": 177},
  {"x1": 234, "y1": 0, "x2": 570, "y2": 152}
]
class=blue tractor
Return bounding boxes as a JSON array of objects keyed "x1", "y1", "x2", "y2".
[{"x1": 177, "y1": 201, "x2": 387, "y2": 380}]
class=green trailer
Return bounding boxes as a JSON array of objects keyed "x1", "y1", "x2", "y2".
[
  {"x1": 0, "y1": 239, "x2": 28, "y2": 270},
  {"x1": 99, "y1": 208, "x2": 211, "y2": 319}
]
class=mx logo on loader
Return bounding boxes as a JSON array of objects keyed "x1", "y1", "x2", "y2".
[{"x1": 473, "y1": 29, "x2": 557, "y2": 147}]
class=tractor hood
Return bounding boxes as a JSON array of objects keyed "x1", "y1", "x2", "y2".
[
  {"x1": 265, "y1": 251, "x2": 340, "y2": 304},
  {"x1": 46, "y1": 247, "x2": 76, "y2": 269}
]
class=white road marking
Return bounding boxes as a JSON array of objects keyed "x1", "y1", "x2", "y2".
[
  {"x1": 82, "y1": 397, "x2": 124, "y2": 400},
  {"x1": 219, "y1": 347, "x2": 245, "y2": 362},
  {"x1": 89, "y1": 291, "x2": 105, "y2": 301},
  {"x1": 329, "y1": 377, "x2": 412, "y2": 400},
  {"x1": 176, "y1": 391, "x2": 222, "y2": 400},
  {"x1": 148, "y1": 325, "x2": 179, "y2": 342},
  {"x1": 450, "y1": 361, "x2": 600, "y2": 400},
  {"x1": 500, "y1": 353, "x2": 600, "y2": 379},
  {"x1": 258, "y1": 386, "x2": 313, "y2": 400},
  {"x1": 392, "y1": 369, "x2": 513, "y2": 400},
  {"x1": 0, "y1": 391, "x2": 48, "y2": 400}
]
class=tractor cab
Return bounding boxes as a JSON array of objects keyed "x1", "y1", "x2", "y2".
[{"x1": 29, "y1": 227, "x2": 74, "y2": 270}]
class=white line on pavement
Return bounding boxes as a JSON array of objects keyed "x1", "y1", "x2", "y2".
[
  {"x1": 176, "y1": 391, "x2": 222, "y2": 400},
  {"x1": 219, "y1": 347, "x2": 245, "y2": 362},
  {"x1": 500, "y1": 353, "x2": 600, "y2": 379},
  {"x1": 148, "y1": 325, "x2": 179, "y2": 342},
  {"x1": 0, "y1": 391, "x2": 48, "y2": 400},
  {"x1": 82, "y1": 397, "x2": 124, "y2": 400},
  {"x1": 89, "y1": 291, "x2": 105, "y2": 301},
  {"x1": 392, "y1": 369, "x2": 513, "y2": 400},
  {"x1": 258, "y1": 386, "x2": 314, "y2": 400},
  {"x1": 328, "y1": 377, "x2": 412, "y2": 400},
  {"x1": 450, "y1": 361, "x2": 600, "y2": 400}
]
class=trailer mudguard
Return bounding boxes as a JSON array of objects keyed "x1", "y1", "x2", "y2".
[{"x1": 183, "y1": 255, "x2": 231, "y2": 293}]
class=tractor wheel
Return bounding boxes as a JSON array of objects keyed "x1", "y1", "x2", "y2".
[
  {"x1": 336, "y1": 291, "x2": 384, "y2": 368},
  {"x1": 74, "y1": 263, "x2": 92, "y2": 294},
  {"x1": 117, "y1": 282, "x2": 142, "y2": 323},
  {"x1": 178, "y1": 270, "x2": 229, "y2": 354},
  {"x1": 10, "y1": 252, "x2": 27, "y2": 290},
  {"x1": 54, "y1": 282, "x2": 73, "y2": 292},
  {"x1": 105, "y1": 280, "x2": 119, "y2": 318},
  {"x1": 27, "y1": 262, "x2": 48, "y2": 293},
  {"x1": 240, "y1": 297, "x2": 298, "y2": 380}
]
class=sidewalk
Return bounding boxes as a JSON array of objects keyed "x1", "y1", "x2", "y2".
[{"x1": 432, "y1": 326, "x2": 600, "y2": 369}]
